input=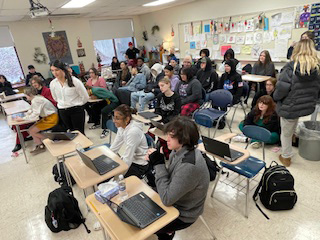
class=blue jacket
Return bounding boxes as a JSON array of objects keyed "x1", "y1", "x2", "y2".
[{"x1": 119, "y1": 73, "x2": 146, "y2": 92}]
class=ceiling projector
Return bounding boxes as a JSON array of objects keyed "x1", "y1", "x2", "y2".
[{"x1": 29, "y1": 7, "x2": 49, "y2": 18}]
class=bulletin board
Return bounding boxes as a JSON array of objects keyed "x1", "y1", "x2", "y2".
[{"x1": 178, "y1": 4, "x2": 316, "y2": 62}]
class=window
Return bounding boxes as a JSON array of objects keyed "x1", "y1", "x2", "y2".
[
  {"x1": 0, "y1": 46, "x2": 24, "y2": 84},
  {"x1": 93, "y1": 37, "x2": 136, "y2": 65}
]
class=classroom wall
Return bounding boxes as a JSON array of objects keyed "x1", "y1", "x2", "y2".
[
  {"x1": 139, "y1": 0, "x2": 320, "y2": 56},
  {"x1": 3, "y1": 16, "x2": 142, "y2": 78}
]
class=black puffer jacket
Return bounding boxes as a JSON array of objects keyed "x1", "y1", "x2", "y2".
[
  {"x1": 196, "y1": 57, "x2": 219, "y2": 93},
  {"x1": 273, "y1": 62, "x2": 320, "y2": 119}
]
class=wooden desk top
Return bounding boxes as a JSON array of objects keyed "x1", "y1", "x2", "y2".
[
  {"x1": 242, "y1": 74, "x2": 271, "y2": 82},
  {"x1": 0, "y1": 93, "x2": 26, "y2": 103},
  {"x1": 7, "y1": 115, "x2": 37, "y2": 126},
  {"x1": 65, "y1": 146, "x2": 128, "y2": 189},
  {"x1": 43, "y1": 130, "x2": 93, "y2": 157},
  {"x1": 86, "y1": 176, "x2": 179, "y2": 240},
  {"x1": 132, "y1": 109, "x2": 162, "y2": 124},
  {"x1": 3, "y1": 100, "x2": 30, "y2": 115}
]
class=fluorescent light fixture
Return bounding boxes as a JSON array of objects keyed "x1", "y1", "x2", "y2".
[
  {"x1": 143, "y1": 0, "x2": 175, "y2": 7},
  {"x1": 62, "y1": 0, "x2": 96, "y2": 8}
]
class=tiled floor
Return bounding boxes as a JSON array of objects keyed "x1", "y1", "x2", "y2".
[{"x1": 0, "y1": 105, "x2": 320, "y2": 240}]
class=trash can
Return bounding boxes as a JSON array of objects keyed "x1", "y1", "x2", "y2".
[{"x1": 298, "y1": 121, "x2": 320, "y2": 161}]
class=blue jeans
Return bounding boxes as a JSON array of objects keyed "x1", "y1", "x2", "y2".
[{"x1": 131, "y1": 91, "x2": 155, "y2": 112}]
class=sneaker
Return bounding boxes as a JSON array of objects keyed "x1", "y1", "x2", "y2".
[
  {"x1": 250, "y1": 142, "x2": 262, "y2": 149},
  {"x1": 12, "y1": 144, "x2": 21, "y2": 152},
  {"x1": 279, "y1": 155, "x2": 291, "y2": 167},
  {"x1": 93, "y1": 221, "x2": 101, "y2": 231},
  {"x1": 24, "y1": 136, "x2": 33, "y2": 142},
  {"x1": 232, "y1": 134, "x2": 247, "y2": 143},
  {"x1": 87, "y1": 119, "x2": 94, "y2": 124},
  {"x1": 30, "y1": 144, "x2": 46, "y2": 155},
  {"x1": 100, "y1": 129, "x2": 109, "y2": 139},
  {"x1": 89, "y1": 124, "x2": 100, "y2": 130}
]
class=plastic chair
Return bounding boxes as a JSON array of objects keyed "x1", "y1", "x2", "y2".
[
  {"x1": 106, "y1": 119, "x2": 118, "y2": 145},
  {"x1": 198, "y1": 215, "x2": 217, "y2": 240},
  {"x1": 211, "y1": 156, "x2": 266, "y2": 218},
  {"x1": 193, "y1": 89, "x2": 233, "y2": 138},
  {"x1": 230, "y1": 81, "x2": 249, "y2": 127},
  {"x1": 242, "y1": 125, "x2": 272, "y2": 161}
]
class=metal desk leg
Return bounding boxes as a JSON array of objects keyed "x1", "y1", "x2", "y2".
[
  {"x1": 56, "y1": 157, "x2": 62, "y2": 177},
  {"x1": 62, "y1": 155, "x2": 72, "y2": 187},
  {"x1": 16, "y1": 125, "x2": 28, "y2": 164}
]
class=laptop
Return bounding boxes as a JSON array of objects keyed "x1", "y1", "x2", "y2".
[
  {"x1": 106, "y1": 192, "x2": 166, "y2": 229},
  {"x1": 11, "y1": 112, "x2": 25, "y2": 119},
  {"x1": 202, "y1": 135, "x2": 244, "y2": 162},
  {"x1": 150, "y1": 119, "x2": 165, "y2": 131},
  {"x1": 44, "y1": 132, "x2": 78, "y2": 141},
  {"x1": 76, "y1": 150, "x2": 119, "y2": 175},
  {"x1": 138, "y1": 111, "x2": 159, "y2": 120}
]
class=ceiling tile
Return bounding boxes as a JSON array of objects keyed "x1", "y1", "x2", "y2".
[
  {"x1": 0, "y1": 9, "x2": 29, "y2": 15},
  {"x1": 0, "y1": 15, "x2": 24, "y2": 21}
]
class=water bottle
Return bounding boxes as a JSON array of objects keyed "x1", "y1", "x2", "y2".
[{"x1": 118, "y1": 175, "x2": 128, "y2": 201}]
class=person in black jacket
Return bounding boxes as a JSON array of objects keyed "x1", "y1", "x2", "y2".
[
  {"x1": 0, "y1": 75, "x2": 15, "y2": 96},
  {"x1": 195, "y1": 48, "x2": 210, "y2": 69},
  {"x1": 274, "y1": 39, "x2": 320, "y2": 167},
  {"x1": 251, "y1": 78, "x2": 277, "y2": 109},
  {"x1": 239, "y1": 95, "x2": 280, "y2": 148},
  {"x1": 287, "y1": 31, "x2": 315, "y2": 60},
  {"x1": 25, "y1": 65, "x2": 45, "y2": 86},
  {"x1": 218, "y1": 59, "x2": 243, "y2": 105},
  {"x1": 111, "y1": 57, "x2": 120, "y2": 71},
  {"x1": 196, "y1": 57, "x2": 218, "y2": 93}
]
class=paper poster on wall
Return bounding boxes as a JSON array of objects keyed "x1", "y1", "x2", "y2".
[
  {"x1": 235, "y1": 35, "x2": 245, "y2": 44},
  {"x1": 274, "y1": 39, "x2": 288, "y2": 58},
  {"x1": 245, "y1": 19, "x2": 254, "y2": 32},
  {"x1": 265, "y1": 49, "x2": 280, "y2": 62},
  {"x1": 200, "y1": 40, "x2": 207, "y2": 48},
  {"x1": 233, "y1": 45, "x2": 241, "y2": 54},
  {"x1": 237, "y1": 21, "x2": 244, "y2": 32},
  {"x1": 219, "y1": 34, "x2": 227, "y2": 44},
  {"x1": 230, "y1": 23, "x2": 237, "y2": 33},
  {"x1": 213, "y1": 34, "x2": 219, "y2": 45},
  {"x1": 296, "y1": 5, "x2": 311, "y2": 28},
  {"x1": 184, "y1": 24, "x2": 190, "y2": 43},
  {"x1": 190, "y1": 41, "x2": 196, "y2": 49},
  {"x1": 271, "y1": 13, "x2": 282, "y2": 27},
  {"x1": 278, "y1": 25, "x2": 292, "y2": 39},
  {"x1": 221, "y1": 45, "x2": 232, "y2": 56},
  {"x1": 199, "y1": 33, "x2": 206, "y2": 41},
  {"x1": 196, "y1": 41, "x2": 201, "y2": 49},
  {"x1": 204, "y1": 24, "x2": 210, "y2": 33},
  {"x1": 251, "y1": 44, "x2": 262, "y2": 59},
  {"x1": 272, "y1": 28, "x2": 279, "y2": 39},
  {"x1": 263, "y1": 32, "x2": 272, "y2": 43},
  {"x1": 254, "y1": 32, "x2": 263, "y2": 44},
  {"x1": 281, "y1": 11, "x2": 295, "y2": 25},
  {"x1": 241, "y1": 45, "x2": 252, "y2": 55},
  {"x1": 227, "y1": 35, "x2": 236, "y2": 43},
  {"x1": 245, "y1": 33, "x2": 254, "y2": 44},
  {"x1": 195, "y1": 25, "x2": 201, "y2": 34},
  {"x1": 212, "y1": 45, "x2": 220, "y2": 51}
]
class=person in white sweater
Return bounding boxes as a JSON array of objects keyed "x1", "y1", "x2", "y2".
[
  {"x1": 15, "y1": 87, "x2": 58, "y2": 155},
  {"x1": 110, "y1": 104, "x2": 149, "y2": 178}
]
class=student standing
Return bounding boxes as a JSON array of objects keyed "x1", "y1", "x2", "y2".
[
  {"x1": 147, "y1": 116, "x2": 209, "y2": 240},
  {"x1": 287, "y1": 31, "x2": 315, "y2": 60},
  {"x1": 50, "y1": 60, "x2": 89, "y2": 134},
  {"x1": 274, "y1": 39, "x2": 320, "y2": 167},
  {"x1": 86, "y1": 68, "x2": 106, "y2": 88},
  {"x1": 110, "y1": 104, "x2": 149, "y2": 178},
  {"x1": 196, "y1": 57, "x2": 219, "y2": 93},
  {"x1": 125, "y1": 42, "x2": 140, "y2": 65}
]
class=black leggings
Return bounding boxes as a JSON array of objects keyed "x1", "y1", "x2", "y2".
[
  {"x1": 156, "y1": 218, "x2": 194, "y2": 240},
  {"x1": 59, "y1": 106, "x2": 85, "y2": 134}
]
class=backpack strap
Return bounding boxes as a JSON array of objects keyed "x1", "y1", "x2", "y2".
[{"x1": 253, "y1": 171, "x2": 270, "y2": 220}]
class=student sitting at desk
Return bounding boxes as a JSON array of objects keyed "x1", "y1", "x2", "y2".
[
  {"x1": 175, "y1": 67, "x2": 202, "y2": 116},
  {"x1": 251, "y1": 78, "x2": 276, "y2": 109},
  {"x1": 112, "y1": 61, "x2": 131, "y2": 92},
  {"x1": 196, "y1": 57, "x2": 219, "y2": 93},
  {"x1": 85, "y1": 86, "x2": 119, "y2": 132},
  {"x1": 147, "y1": 116, "x2": 209, "y2": 240},
  {"x1": 31, "y1": 76, "x2": 57, "y2": 106},
  {"x1": 15, "y1": 87, "x2": 58, "y2": 155},
  {"x1": 0, "y1": 75, "x2": 15, "y2": 96},
  {"x1": 238, "y1": 95, "x2": 280, "y2": 148},
  {"x1": 164, "y1": 65, "x2": 179, "y2": 91},
  {"x1": 86, "y1": 67, "x2": 106, "y2": 88},
  {"x1": 25, "y1": 65, "x2": 45, "y2": 86},
  {"x1": 110, "y1": 104, "x2": 149, "y2": 178},
  {"x1": 219, "y1": 48, "x2": 242, "y2": 75},
  {"x1": 219, "y1": 59, "x2": 243, "y2": 105}
]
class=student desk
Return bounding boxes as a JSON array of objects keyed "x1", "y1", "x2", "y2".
[
  {"x1": 86, "y1": 176, "x2": 179, "y2": 240},
  {"x1": 7, "y1": 115, "x2": 36, "y2": 164},
  {"x1": 132, "y1": 109, "x2": 162, "y2": 124},
  {"x1": 43, "y1": 131, "x2": 93, "y2": 186},
  {"x1": 242, "y1": 74, "x2": 271, "y2": 92},
  {"x1": 0, "y1": 93, "x2": 26, "y2": 103},
  {"x1": 149, "y1": 128, "x2": 249, "y2": 165},
  {"x1": 65, "y1": 145, "x2": 128, "y2": 189},
  {"x1": 3, "y1": 100, "x2": 30, "y2": 115}
]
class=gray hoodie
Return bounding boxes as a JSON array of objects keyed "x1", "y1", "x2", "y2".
[{"x1": 154, "y1": 147, "x2": 210, "y2": 223}]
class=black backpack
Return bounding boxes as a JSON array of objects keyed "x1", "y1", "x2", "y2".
[
  {"x1": 253, "y1": 161, "x2": 297, "y2": 219},
  {"x1": 53, "y1": 162, "x2": 76, "y2": 186},
  {"x1": 45, "y1": 186, "x2": 90, "y2": 233},
  {"x1": 201, "y1": 152, "x2": 220, "y2": 181}
]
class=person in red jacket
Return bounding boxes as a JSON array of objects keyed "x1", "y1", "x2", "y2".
[{"x1": 31, "y1": 76, "x2": 57, "y2": 106}]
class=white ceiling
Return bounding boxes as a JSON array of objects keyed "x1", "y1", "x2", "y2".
[{"x1": 0, "y1": 0, "x2": 196, "y2": 21}]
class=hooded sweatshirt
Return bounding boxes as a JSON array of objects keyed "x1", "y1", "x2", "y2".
[
  {"x1": 219, "y1": 49, "x2": 242, "y2": 75},
  {"x1": 273, "y1": 61, "x2": 320, "y2": 119},
  {"x1": 144, "y1": 63, "x2": 165, "y2": 95},
  {"x1": 219, "y1": 59, "x2": 243, "y2": 104},
  {"x1": 175, "y1": 77, "x2": 202, "y2": 105},
  {"x1": 196, "y1": 57, "x2": 219, "y2": 93},
  {"x1": 138, "y1": 63, "x2": 151, "y2": 81},
  {"x1": 119, "y1": 73, "x2": 146, "y2": 92},
  {"x1": 110, "y1": 120, "x2": 149, "y2": 167}
]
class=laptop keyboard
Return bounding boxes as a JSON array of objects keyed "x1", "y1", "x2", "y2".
[
  {"x1": 121, "y1": 197, "x2": 157, "y2": 226},
  {"x1": 92, "y1": 158, "x2": 114, "y2": 174},
  {"x1": 230, "y1": 149, "x2": 243, "y2": 159}
]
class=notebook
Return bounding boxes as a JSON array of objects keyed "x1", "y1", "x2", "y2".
[
  {"x1": 44, "y1": 132, "x2": 78, "y2": 141},
  {"x1": 138, "y1": 111, "x2": 159, "y2": 120}
]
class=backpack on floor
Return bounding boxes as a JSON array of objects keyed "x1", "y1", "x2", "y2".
[
  {"x1": 253, "y1": 161, "x2": 297, "y2": 219},
  {"x1": 53, "y1": 162, "x2": 76, "y2": 186},
  {"x1": 45, "y1": 186, "x2": 90, "y2": 233}
]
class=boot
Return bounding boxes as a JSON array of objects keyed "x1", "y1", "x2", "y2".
[
  {"x1": 279, "y1": 155, "x2": 291, "y2": 167},
  {"x1": 12, "y1": 144, "x2": 21, "y2": 152}
]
